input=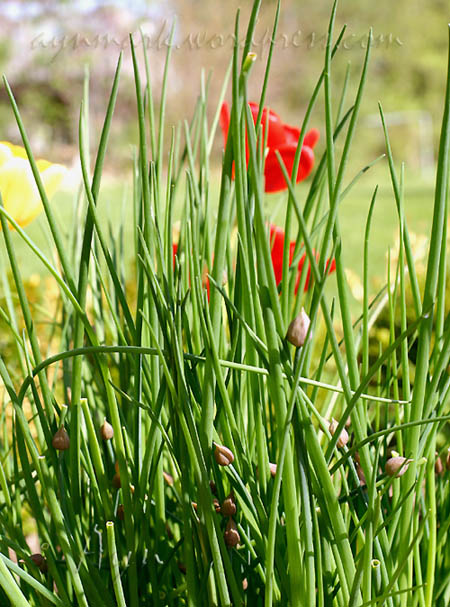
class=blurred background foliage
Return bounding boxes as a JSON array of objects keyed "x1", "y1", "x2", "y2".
[
  {"x1": 1, "y1": 0, "x2": 449, "y2": 347},
  {"x1": 0, "y1": 0, "x2": 449, "y2": 175}
]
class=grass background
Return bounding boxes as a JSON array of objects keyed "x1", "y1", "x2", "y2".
[{"x1": 15, "y1": 168, "x2": 435, "y2": 292}]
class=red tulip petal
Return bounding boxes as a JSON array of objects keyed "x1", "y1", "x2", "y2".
[
  {"x1": 220, "y1": 102, "x2": 318, "y2": 194},
  {"x1": 172, "y1": 242, "x2": 178, "y2": 268},
  {"x1": 270, "y1": 223, "x2": 331, "y2": 295},
  {"x1": 220, "y1": 102, "x2": 231, "y2": 146},
  {"x1": 248, "y1": 102, "x2": 259, "y2": 117},
  {"x1": 282, "y1": 126, "x2": 320, "y2": 150},
  {"x1": 264, "y1": 149, "x2": 292, "y2": 193},
  {"x1": 293, "y1": 253, "x2": 311, "y2": 293},
  {"x1": 249, "y1": 103, "x2": 287, "y2": 149},
  {"x1": 303, "y1": 128, "x2": 320, "y2": 149},
  {"x1": 269, "y1": 224, "x2": 286, "y2": 284},
  {"x1": 270, "y1": 224, "x2": 307, "y2": 291},
  {"x1": 294, "y1": 254, "x2": 336, "y2": 293},
  {"x1": 283, "y1": 124, "x2": 301, "y2": 146},
  {"x1": 264, "y1": 144, "x2": 315, "y2": 193},
  {"x1": 326, "y1": 258, "x2": 336, "y2": 274},
  {"x1": 263, "y1": 109, "x2": 287, "y2": 148}
]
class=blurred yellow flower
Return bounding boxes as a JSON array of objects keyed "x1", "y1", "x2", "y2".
[
  {"x1": 0, "y1": 141, "x2": 67, "y2": 229},
  {"x1": 344, "y1": 268, "x2": 364, "y2": 301}
]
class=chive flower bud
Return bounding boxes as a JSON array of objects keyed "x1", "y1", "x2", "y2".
[
  {"x1": 30, "y1": 553, "x2": 48, "y2": 573},
  {"x1": 100, "y1": 419, "x2": 114, "y2": 440},
  {"x1": 52, "y1": 427, "x2": 70, "y2": 451},
  {"x1": 329, "y1": 418, "x2": 349, "y2": 448},
  {"x1": 214, "y1": 443, "x2": 234, "y2": 466},
  {"x1": 224, "y1": 518, "x2": 240, "y2": 548},
  {"x1": 385, "y1": 456, "x2": 412, "y2": 478},
  {"x1": 269, "y1": 462, "x2": 277, "y2": 477},
  {"x1": 286, "y1": 308, "x2": 310, "y2": 347},
  {"x1": 221, "y1": 493, "x2": 236, "y2": 517}
]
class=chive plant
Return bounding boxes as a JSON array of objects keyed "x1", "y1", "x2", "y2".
[{"x1": 0, "y1": 1, "x2": 449, "y2": 605}]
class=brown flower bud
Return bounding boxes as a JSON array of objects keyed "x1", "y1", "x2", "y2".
[
  {"x1": 446, "y1": 448, "x2": 450, "y2": 471},
  {"x1": 286, "y1": 308, "x2": 311, "y2": 347},
  {"x1": 113, "y1": 462, "x2": 121, "y2": 489},
  {"x1": 117, "y1": 504, "x2": 125, "y2": 520},
  {"x1": 385, "y1": 456, "x2": 412, "y2": 478},
  {"x1": 214, "y1": 443, "x2": 234, "y2": 466},
  {"x1": 435, "y1": 452, "x2": 443, "y2": 476},
  {"x1": 269, "y1": 462, "x2": 277, "y2": 477},
  {"x1": 221, "y1": 493, "x2": 236, "y2": 517},
  {"x1": 100, "y1": 419, "x2": 114, "y2": 440},
  {"x1": 52, "y1": 427, "x2": 70, "y2": 451},
  {"x1": 30, "y1": 553, "x2": 48, "y2": 573},
  {"x1": 213, "y1": 498, "x2": 221, "y2": 514},
  {"x1": 356, "y1": 464, "x2": 366, "y2": 486},
  {"x1": 224, "y1": 518, "x2": 240, "y2": 548},
  {"x1": 209, "y1": 480, "x2": 217, "y2": 495},
  {"x1": 329, "y1": 418, "x2": 349, "y2": 448}
]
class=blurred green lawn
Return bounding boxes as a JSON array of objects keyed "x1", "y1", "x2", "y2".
[{"x1": 9, "y1": 167, "x2": 435, "y2": 300}]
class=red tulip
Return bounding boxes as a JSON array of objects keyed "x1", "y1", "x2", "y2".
[
  {"x1": 269, "y1": 224, "x2": 336, "y2": 293},
  {"x1": 172, "y1": 242, "x2": 178, "y2": 267},
  {"x1": 172, "y1": 224, "x2": 335, "y2": 299},
  {"x1": 219, "y1": 102, "x2": 319, "y2": 193}
]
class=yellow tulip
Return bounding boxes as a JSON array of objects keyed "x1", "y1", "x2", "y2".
[{"x1": 0, "y1": 141, "x2": 67, "y2": 229}]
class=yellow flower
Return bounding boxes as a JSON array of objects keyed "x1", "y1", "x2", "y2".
[{"x1": 0, "y1": 141, "x2": 67, "y2": 229}]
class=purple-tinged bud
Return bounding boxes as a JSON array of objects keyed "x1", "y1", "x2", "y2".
[
  {"x1": 286, "y1": 308, "x2": 311, "y2": 347},
  {"x1": 329, "y1": 418, "x2": 349, "y2": 448},
  {"x1": 385, "y1": 456, "x2": 412, "y2": 478}
]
